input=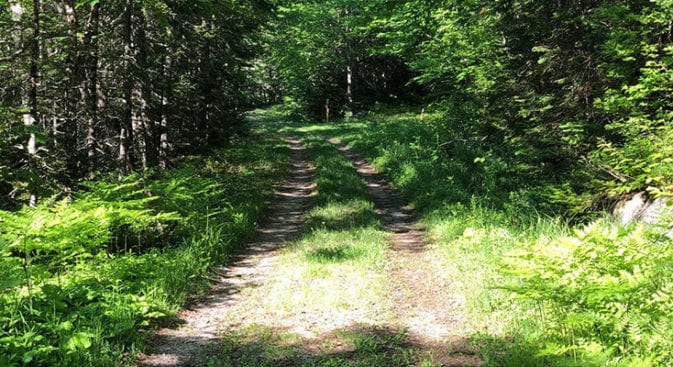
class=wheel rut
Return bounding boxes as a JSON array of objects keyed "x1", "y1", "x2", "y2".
[
  {"x1": 137, "y1": 136, "x2": 314, "y2": 367},
  {"x1": 328, "y1": 138, "x2": 481, "y2": 367},
  {"x1": 137, "y1": 134, "x2": 479, "y2": 366}
]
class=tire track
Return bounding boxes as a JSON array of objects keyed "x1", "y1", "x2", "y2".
[
  {"x1": 327, "y1": 138, "x2": 481, "y2": 367},
  {"x1": 137, "y1": 136, "x2": 314, "y2": 366}
]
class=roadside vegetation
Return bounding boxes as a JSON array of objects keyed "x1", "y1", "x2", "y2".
[
  {"x1": 308, "y1": 109, "x2": 673, "y2": 366},
  {"x1": 2, "y1": 0, "x2": 673, "y2": 365},
  {"x1": 0, "y1": 132, "x2": 289, "y2": 366}
]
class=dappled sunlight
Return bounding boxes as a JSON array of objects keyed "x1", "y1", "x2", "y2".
[
  {"x1": 206, "y1": 323, "x2": 478, "y2": 367},
  {"x1": 305, "y1": 199, "x2": 379, "y2": 231}
]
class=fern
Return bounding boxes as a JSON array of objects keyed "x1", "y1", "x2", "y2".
[{"x1": 501, "y1": 219, "x2": 673, "y2": 365}]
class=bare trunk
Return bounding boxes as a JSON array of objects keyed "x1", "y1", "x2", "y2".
[
  {"x1": 133, "y1": 85, "x2": 155, "y2": 169},
  {"x1": 120, "y1": 0, "x2": 134, "y2": 174},
  {"x1": 84, "y1": 3, "x2": 100, "y2": 176},
  {"x1": 57, "y1": 0, "x2": 80, "y2": 177},
  {"x1": 25, "y1": 0, "x2": 40, "y2": 207},
  {"x1": 346, "y1": 65, "x2": 353, "y2": 115},
  {"x1": 133, "y1": 13, "x2": 156, "y2": 169},
  {"x1": 344, "y1": 4, "x2": 354, "y2": 117},
  {"x1": 158, "y1": 55, "x2": 170, "y2": 169},
  {"x1": 199, "y1": 39, "x2": 212, "y2": 143},
  {"x1": 159, "y1": 105, "x2": 169, "y2": 169}
]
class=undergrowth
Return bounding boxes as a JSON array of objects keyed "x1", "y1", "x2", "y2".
[
  {"x1": 310, "y1": 108, "x2": 673, "y2": 366},
  {"x1": 0, "y1": 132, "x2": 288, "y2": 366}
]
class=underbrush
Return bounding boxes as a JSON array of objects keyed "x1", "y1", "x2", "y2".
[
  {"x1": 313, "y1": 109, "x2": 673, "y2": 366},
  {"x1": 0, "y1": 132, "x2": 288, "y2": 366}
]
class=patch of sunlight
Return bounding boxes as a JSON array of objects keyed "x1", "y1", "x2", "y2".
[{"x1": 230, "y1": 227, "x2": 392, "y2": 339}]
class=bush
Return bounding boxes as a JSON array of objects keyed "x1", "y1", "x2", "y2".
[
  {"x1": 0, "y1": 131, "x2": 288, "y2": 366},
  {"x1": 501, "y1": 220, "x2": 673, "y2": 366}
]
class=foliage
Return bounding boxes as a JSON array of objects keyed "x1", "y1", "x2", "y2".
[
  {"x1": 314, "y1": 108, "x2": 673, "y2": 366},
  {"x1": 267, "y1": 0, "x2": 673, "y2": 211},
  {"x1": 268, "y1": 0, "x2": 419, "y2": 117},
  {"x1": 0, "y1": 0, "x2": 269, "y2": 206},
  {"x1": 198, "y1": 119, "x2": 422, "y2": 367},
  {"x1": 313, "y1": 111, "x2": 527, "y2": 213},
  {"x1": 0, "y1": 130, "x2": 288, "y2": 366},
  {"x1": 594, "y1": 1, "x2": 673, "y2": 196},
  {"x1": 501, "y1": 220, "x2": 673, "y2": 366}
]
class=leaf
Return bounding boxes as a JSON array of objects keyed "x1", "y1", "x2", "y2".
[
  {"x1": 76, "y1": 0, "x2": 99, "y2": 8},
  {"x1": 23, "y1": 352, "x2": 34, "y2": 364},
  {"x1": 58, "y1": 321, "x2": 74, "y2": 331},
  {"x1": 65, "y1": 332, "x2": 92, "y2": 352}
]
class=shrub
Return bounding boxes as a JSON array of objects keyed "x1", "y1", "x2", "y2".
[{"x1": 501, "y1": 220, "x2": 673, "y2": 366}]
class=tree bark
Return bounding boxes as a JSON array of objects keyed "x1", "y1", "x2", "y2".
[
  {"x1": 55, "y1": 0, "x2": 81, "y2": 178},
  {"x1": 133, "y1": 11, "x2": 156, "y2": 169},
  {"x1": 25, "y1": 0, "x2": 41, "y2": 207},
  {"x1": 199, "y1": 38, "x2": 212, "y2": 143},
  {"x1": 158, "y1": 54, "x2": 170, "y2": 169},
  {"x1": 344, "y1": 3, "x2": 354, "y2": 117},
  {"x1": 120, "y1": 0, "x2": 134, "y2": 174},
  {"x1": 84, "y1": 2, "x2": 100, "y2": 177}
]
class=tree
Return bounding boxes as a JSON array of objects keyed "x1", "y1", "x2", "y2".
[
  {"x1": 268, "y1": 0, "x2": 418, "y2": 117},
  {"x1": 0, "y1": 0, "x2": 269, "y2": 206}
]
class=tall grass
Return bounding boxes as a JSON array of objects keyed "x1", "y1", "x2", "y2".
[
  {"x1": 0, "y1": 132, "x2": 289, "y2": 366},
  {"x1": 311, "y1": 108, "x2": 673, "y2": 366}
]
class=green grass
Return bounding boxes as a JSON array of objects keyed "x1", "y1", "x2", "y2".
[
  {"x1": 290, "y1": 107, "x2": 673, "y2": 367},
  {"x1": 0, "y1": 129, "x2": 289, "y2": 366},
  {"x1": 206, "y1": 324, "x2": 417, "y2": 367},
  {"x1": 201, "y1": 117, "x2": 446, "y2": 366}
]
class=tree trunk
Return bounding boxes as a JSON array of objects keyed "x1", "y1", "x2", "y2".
[
  {"x1": 133, "y1": 12, "x2": 156, "y2": 169},
  {"x1": 84, "y1": 2, "x2": 100, "y2": 177},
  {"x1": 344, "y1": 4, "x2": 354, "y2": 117},
  {"x1": 55, "y1": 0, "x2": 81, "y2": 179},
  {"x1": 120, "y1": 0, "x2": 134, "y2": 174},
  {"x1": 25, "y1": 0, "x2": 41, "y2": 207},
  {"x1": 199, "y1": 39, "x2": 212, "y2": 143},
  {"x1": 158, "y1": 54, "x2": 170, "y2": 169}
]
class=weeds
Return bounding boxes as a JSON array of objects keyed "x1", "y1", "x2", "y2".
[
  {"x1": 307, "y1": 108, "x2": 673, "y2": 366},
  {"x1": 0, "y1": 130, "x2": 288, "y2": 366}
]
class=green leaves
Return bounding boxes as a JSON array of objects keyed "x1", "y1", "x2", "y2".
[
  {"x1": 64, "y1": 333, "x2": 92, "y2": 353},
  {"x1": 501, "y1": 220, "x2": 673, "y2": 364},
  {"x1": 0, "y1": 130, "x2": 287, "y2": 366},
  {"x1": 591, "y1": 2, "x2": 673, "y2": 196},
  {"x1": 75, "y1": 0, "x2": 99, "y2": 8}
]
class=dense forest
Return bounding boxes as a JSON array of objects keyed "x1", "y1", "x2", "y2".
[
  {"x1": 268, "y1": 0, "x2": 673, "y2": 210},
  {"x1": 2, "y1": 0, "x2": 672, "y2": 211},
  {"x1": 1, "y1": 0, "x2": 673, "y2": 366}
]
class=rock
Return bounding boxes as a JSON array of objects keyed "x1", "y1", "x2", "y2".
[{"x1": 613, "y1": 192, "x2": 671, "y2": 225}]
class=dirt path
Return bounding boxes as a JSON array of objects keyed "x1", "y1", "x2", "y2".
[
  {"x1": 137, "y1": 135, "x2": 480, "y2": 366},
  {"x1": 137, "y1": 137, "x2": 315, "y2": 366},
  {"x1": 328, "y1": 139, "x2": 481, "y2": 366}
]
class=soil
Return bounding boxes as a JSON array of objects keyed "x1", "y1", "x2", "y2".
[
  {"x1": 136, "y1": 136, "x2": 481, "y2": 366},
  {"x1": 136, "y1": 137, "x2": 315, "y2": 366},
  {"x1": 329, "y1": 139, "x2": 481, "y2": 366}
]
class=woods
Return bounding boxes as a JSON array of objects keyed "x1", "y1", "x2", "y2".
[
  {"x1": 269, "y1": 0, "x2": 673, "y2": 213},
  {"x1": 5, "y1": 0, "x2": 669, "y2": 211},
  {"x1": 0, "y1": 0, "x2": 267, "y2": 208},
  {"x1": 1, "y1": 0, "x2": 673, "y2": 366}
]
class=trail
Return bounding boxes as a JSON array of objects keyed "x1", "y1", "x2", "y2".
[
  {"x1": 137, "y1": 137, "x2": 315, "y2": 366},
  {"x1": 328, "y1": 138, "x2": 481, "y2": 366},
  {"x1": 137, "y1": 134, "x2": 480, "y2": 366}
]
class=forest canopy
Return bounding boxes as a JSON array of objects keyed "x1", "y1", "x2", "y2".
[
  {"x1": 0, "y1": 0, "x2": 270, "y2": 209},
  {"x1": 2, "y1": 1, "x2": 673, "y2": 366},
  {"x1": 1, "y1": 0, "x2": 671, "y2": 211}
]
